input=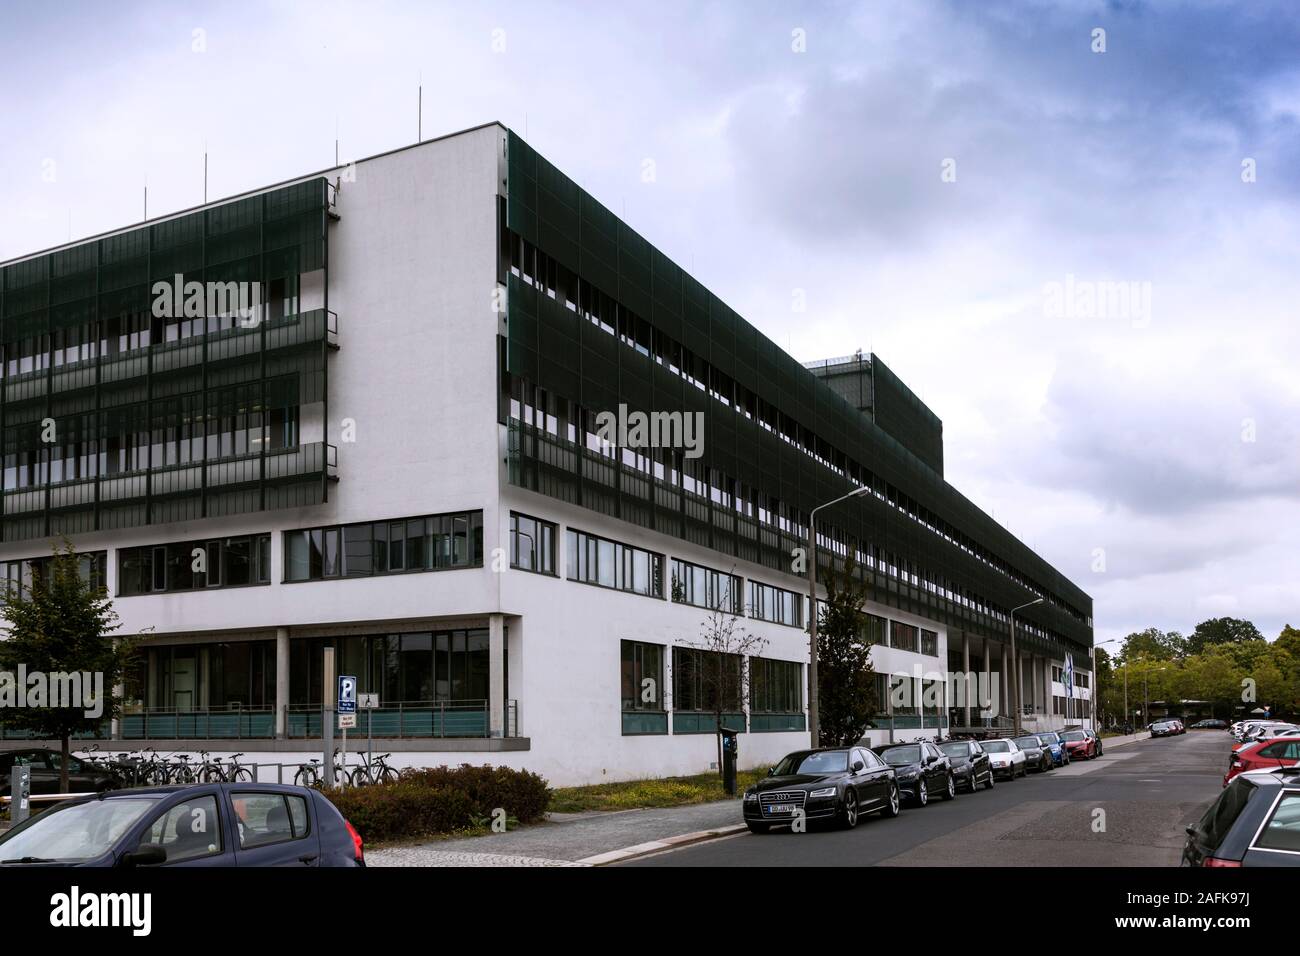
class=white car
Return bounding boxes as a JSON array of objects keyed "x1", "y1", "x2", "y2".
[
  {"x1": 979, "y1": 738, "x2": 1027, "y2": 779},
  {"x1": 1252, "y1": 725, "x2": 1300, "y2": 743},
  {"x1": 1239, "y1": 721, "x2": 1292, "y2": 742}
]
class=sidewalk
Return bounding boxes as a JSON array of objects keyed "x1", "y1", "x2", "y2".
[{"x1": 368, "y1": 798, "x2": 747, "y2": 867}]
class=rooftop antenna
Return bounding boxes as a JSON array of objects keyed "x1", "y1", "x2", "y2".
[
  {"x1": 203, "y1": 142, "x2": 208, "y2": 203},
  {"x1": 417, "y1": 73, "x2": 422, "y2": 142},
  {"x1": 143, "y1": 184, "x2": 148, "y2": 221},
  {"x1": 335, "y1": 116, "x2": 339, "y2": 167}
]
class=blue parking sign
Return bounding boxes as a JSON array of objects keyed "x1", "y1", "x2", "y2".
[{"x1": 338, "y1": 675, "x2": 357, "y2": 713}]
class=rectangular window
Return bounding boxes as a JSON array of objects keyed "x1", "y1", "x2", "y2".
[
  {"x1": 862, "y1": 613, "x2": 888, "y2": 646},
  {"x1": 673, "y1": 646, "x2": 743, "y2": 712},
  {"x1": 621, "y1": 640, "x2": 665, "y2": 713},
  {"x1": 748, "y1": 581, "x2": 803, "y2": 627},
  {"x1": 670, "y1": 558, "x2": 741, "y2": 614},
  {"x1": 565, "y1": 528, "x2": 662, "y2": 598},
  {"x1": 118, "y1": 536, "x2": 272, "y2": 596},
  {"x1": 750, "y1": 657, "x2": 802, "y2": 713},
  {"x1": 920, "y1": 628, "x2": 939, "y2": 656},
  {"x1": 0, "y1": 551, "x2": 108, "y2": 600},
  {"x1": 890, "y1": 622, "x2": 919, "y2": 652},
  {"x1": 287, "y1": 511, "x2": 484, "y2": 582},
  {"x1": 510, "y1": 512, "x2": 556, "y2": 575}
]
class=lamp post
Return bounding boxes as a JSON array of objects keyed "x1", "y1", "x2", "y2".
[
  {"x1": 1010, "y1": 598, "x2": 1043, "y2": 736},
  {"x1": 807, "y1": 484, "x2": 872, "y2": 749}
]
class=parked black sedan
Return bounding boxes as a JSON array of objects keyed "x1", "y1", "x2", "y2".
[
  {"x1": 1013, "y1": 735, "x2": 1054, "y2": 773},
  {"x1": 743, "y1": 748, "x2": 900, "y2": 833},
  {"x1": 0, "y1": 748, "x2": 124, "y2": 797},
  {"x1": 875, "y1": 741, "x2": 956, "y2": 805},
  {"x1": 938, "y1": 739, "x2": 994, "y2": 792}
]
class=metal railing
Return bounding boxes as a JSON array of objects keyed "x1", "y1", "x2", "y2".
[{"x1": 285, "y1": 699, "x2": 519, "y2": 739}]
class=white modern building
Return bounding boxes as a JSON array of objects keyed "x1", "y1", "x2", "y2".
[{"x1": 0, "y1": 123, "x2": 1093, "y2": 786}]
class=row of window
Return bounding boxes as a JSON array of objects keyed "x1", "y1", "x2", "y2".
[
  {"x1": 0, "y1": 551, "x2": 108, "y2": 597},
  {"x1": 284, "y1": 512, "x2": 483, "y2": 582},
  {"x1": 1050, "y1": 666, "x2": 1090, "y2": 688},
  {"x1": 620, "y1": 640, "x2": 803, "y2": 717},
  {"x1": 119, "y1": 536, "x2": 273, "y2": 595},
  {"x1": 520, "y1": 515, "x2": 804, "y2": 625},
  {"x1": 1052, "y1": 696, "x2": 1093, "y2": 717}
]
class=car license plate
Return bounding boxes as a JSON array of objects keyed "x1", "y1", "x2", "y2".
[{"x1": 766, "y1": 804, "x2": 795, "y2": 815}]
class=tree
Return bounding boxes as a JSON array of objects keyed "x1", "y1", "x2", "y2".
[
  {"x1": 816, "y1": 557, "x2": 878, "y2": 747},
  {"x1": 0, "y1": 541, "x2": 137, "y2": 792},
  {"x1": 1187, "y1": 617, "x2": 1264, "y2": 656},
  {"x1": 684, "y1": 579, "x2": 767, "y2": 778},
  {"x1": 1120, "y1": 627, "x2": 1187, "y2": 663}
]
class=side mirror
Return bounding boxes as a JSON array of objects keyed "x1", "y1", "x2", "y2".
[
  {"x1": 767, "y1": 767, "x2": 775, "y2": 776},
  {"x1": 122, "y1": 844, "x2": 167, "y2": 867},
  {"x1": 852, "y1": 760, "x2": 865, "y2": 773}
]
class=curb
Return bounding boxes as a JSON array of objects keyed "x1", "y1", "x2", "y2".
[{"x1": 575, "y1": 823, "x2": 748, "y2": 865}]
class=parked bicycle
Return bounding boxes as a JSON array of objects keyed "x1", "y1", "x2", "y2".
[
  {"x1": 349, "y1": 752, "x2": 399, "y2": 787},
  {"x1": 295, "y1": 749, "x2": 346, "y2": 787}
]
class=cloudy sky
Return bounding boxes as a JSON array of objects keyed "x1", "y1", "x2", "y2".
[{"x1": 2, "y1": 1, "x2": 1297, "y2": 646}]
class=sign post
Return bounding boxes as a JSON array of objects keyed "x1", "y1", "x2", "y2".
[
  {"x1": 359, "y1": 692, "x2": 379, "y2": 773},
  {"x1": 338, "y1": 675, "x2": 357, "y2": 784},
  {"x1": 322, "y1": 647, "x2": 335, "y2": 787}
]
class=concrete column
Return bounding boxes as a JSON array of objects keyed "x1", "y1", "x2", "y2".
[
  {"x1": 489, "y1": 613, "x2": 505, "y2": 738},
  {"x1": 111, "y1": 681, "x2": 124, "y2": 740},
  {"x1": 962, "y1": 631, "x2": 971, "y2": 729},
  {"x1": 981, "y1": 637, "x2": 991, "y2": 720},
  {"x1": 1000, "y1": 643, "x2": 1010, "y2": 719},
  {"x1": 274, "y1": 628, "x2": 290, "y2": 739}
]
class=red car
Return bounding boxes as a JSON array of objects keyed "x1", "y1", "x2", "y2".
[
  {"x1": 1061, "y1": 729, "x2": 1098, "y2": 759},
  {"x1": 1225, "y1": 736, "x2": 1300, "y2": 786}
]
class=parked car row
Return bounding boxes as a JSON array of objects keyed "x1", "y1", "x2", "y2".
[
  {"x1": 1150, "y1": 719, "x2": 1185, "y2": 737},
  {"x1": 1232, "y1": 719, "x2": 1300, "y2": 745},
  {"x1": 742, "y1": 730, "x2": 1097, "y2": 833}
]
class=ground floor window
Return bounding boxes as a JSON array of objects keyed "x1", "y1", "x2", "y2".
[
  {"x1": 621, "y1": 640, "x2": 667, "y2": 735},
  {"x1": 135, "y1": 642, "x2": 275, "y2": 712},
  {"x1": 749, "y1": 657, "x2": 802, "y2": 713}
]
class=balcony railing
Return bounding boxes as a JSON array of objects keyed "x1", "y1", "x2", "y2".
[
  {"x1": 3, "y1": 442, "x2": 337, "y2": 516},
  {"x1": 285, "y1": 700, "x2": 519, "y2": 740},
  {"x1": 1, "y1": 309, "x2": 337, "y2": 403}
]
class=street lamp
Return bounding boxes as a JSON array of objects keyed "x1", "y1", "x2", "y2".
[
  {"x1": 1010, "y1": 598, "x2": 1043, "y2": 736},
  {"x1": 807, "y1": 484, "x2": 872, "y2": 748}
]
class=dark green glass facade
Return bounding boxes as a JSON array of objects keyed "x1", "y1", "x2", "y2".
[
  {"x1": 501, "y1": 129, "x2": 1092, "y2": 662},
  {"x1": 0, "y1": 178, "x2": 336, "y2": 543}
]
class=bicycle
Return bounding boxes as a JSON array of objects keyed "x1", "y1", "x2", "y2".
[
  {"x1": 295, "y1": 749, "x2": 346, "y2": 787},
  {"x1": 225, "y1": 752, "x2": 254, "y2": 782},
  {"x1": 196, "y1": 751, "x2": 227, "y2": 783},
  {"x1": 349, "y1": 752, "x2": 398, "y2": 787},
  {"x1": 168, "y1": 753, "x2": 198, "y2": 784}
]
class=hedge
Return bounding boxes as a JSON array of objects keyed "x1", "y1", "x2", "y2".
[{"x1": 322, "y1": 763, "x2": 550, "y2": 843}]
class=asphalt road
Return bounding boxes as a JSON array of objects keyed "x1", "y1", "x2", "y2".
[{"x1": 624, "y1": 730, "x2": 1229, "y2": 867}]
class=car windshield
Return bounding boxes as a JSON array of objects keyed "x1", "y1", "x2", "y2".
[
  {"x1": 939, "y1": 743, "x2": 969, "y2": 759},
  {"x1": 0, "y1": 797, "x2": 159, "y2": 863},
  {"x1": 1153, "y1": 722, "x2": 1172, "y2": 730},
  {"x1": 773, "y1": 751, "x2": 848, "y2": 775},
  {"x1": 1062, "y1": 731, "x2": 1085, "y2": 741},
  {"x1": 880, "y1": 746, "x2": 922, "y2": 766},
  {"x1": 1014, "y1": 737, "x2": 1039, "y2": 749},
  {"x1": 1039, "y1": 733, "x2": 1060, "y2": 744},
  {"x1": 982, "y1": 740, "x2": 1010, "y2": 753}
]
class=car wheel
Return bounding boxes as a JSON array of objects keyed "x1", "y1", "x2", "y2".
[
  {"x1": 881, "y1": 783, "x2": 901, "y2": 818},
  {"x1": 746, "y1": 821, "x2": 771, "y2": 834},
  {"x1": 984, "y1": 769, "x2": 995, "y2": 790},
  {"x1": 942, "y1": 773, "x2": 956, "y2": 800},
  {"x1": 916, "y1": 778, "x2": 929, "y2": 806},
  {"x1": 965, "y1": 772, "x2": 978, "y2": 793},
  {"x1": 840, "y1": 789, "x2": 859, "y2": 829}
]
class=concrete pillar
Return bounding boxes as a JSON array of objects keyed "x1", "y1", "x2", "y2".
[
  {"x1": 982, "y1": 637, "x2": 991, "y2": 721},
  {"x1": 1000, "y1": 643, "x2": 1010, "y2": 720},
  {"x1": 111, "y1": 681, "x2": 124, "y2": 740},
  {"x1": 275, "y1": 628, "x2": 290, "y2": 739},
  {"x1": 489, "y1": 613, "x2": 505, "y2": 738},
  {"x1": 962, "y1": 632, "x2": 971, "y2": 729}
]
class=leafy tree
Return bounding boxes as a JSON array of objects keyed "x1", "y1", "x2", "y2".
[
  {"x1": 0, "y1": 541, "x2": 137, "y2": 792},
  {"x1": 816, "y1": 557, "x2": 878, "y2": 747},
  {"x1": 1120, "y1": 627, "x2": 1187, "y2": 663},
  {"x1": 1187, "y1": 617, "x2": 1264, "y2": 656}
]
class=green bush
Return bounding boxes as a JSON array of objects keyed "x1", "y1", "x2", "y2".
[{"x1": 321, "y1": 763, "x2": 550, "y2": 844}]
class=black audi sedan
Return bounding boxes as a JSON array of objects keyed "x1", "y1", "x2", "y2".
[
  {"x1": 874, "y1": 741, "x2": 956, "y2": 805},
  {"x1": 938, "y1": 739, "x2": 994, "y2": 792},
  {"x1": 743, "y1": 747, "x2": 899, "y2": 833},
  {"x1": 1013, "y1": 735, "x2": 1054, "y2": 773}
]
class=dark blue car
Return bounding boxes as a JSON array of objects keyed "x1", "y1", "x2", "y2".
[
  {"x1": 1035, "y1": 732, "x2": 1070, "y2": 767},
  {"x1": 0, "y1": 782, "x2": 364, "y2": 867}
]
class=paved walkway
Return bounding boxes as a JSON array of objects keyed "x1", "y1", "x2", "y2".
[{"x1": 367, "y1": 799, "x2": 745, "y2": 867}]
